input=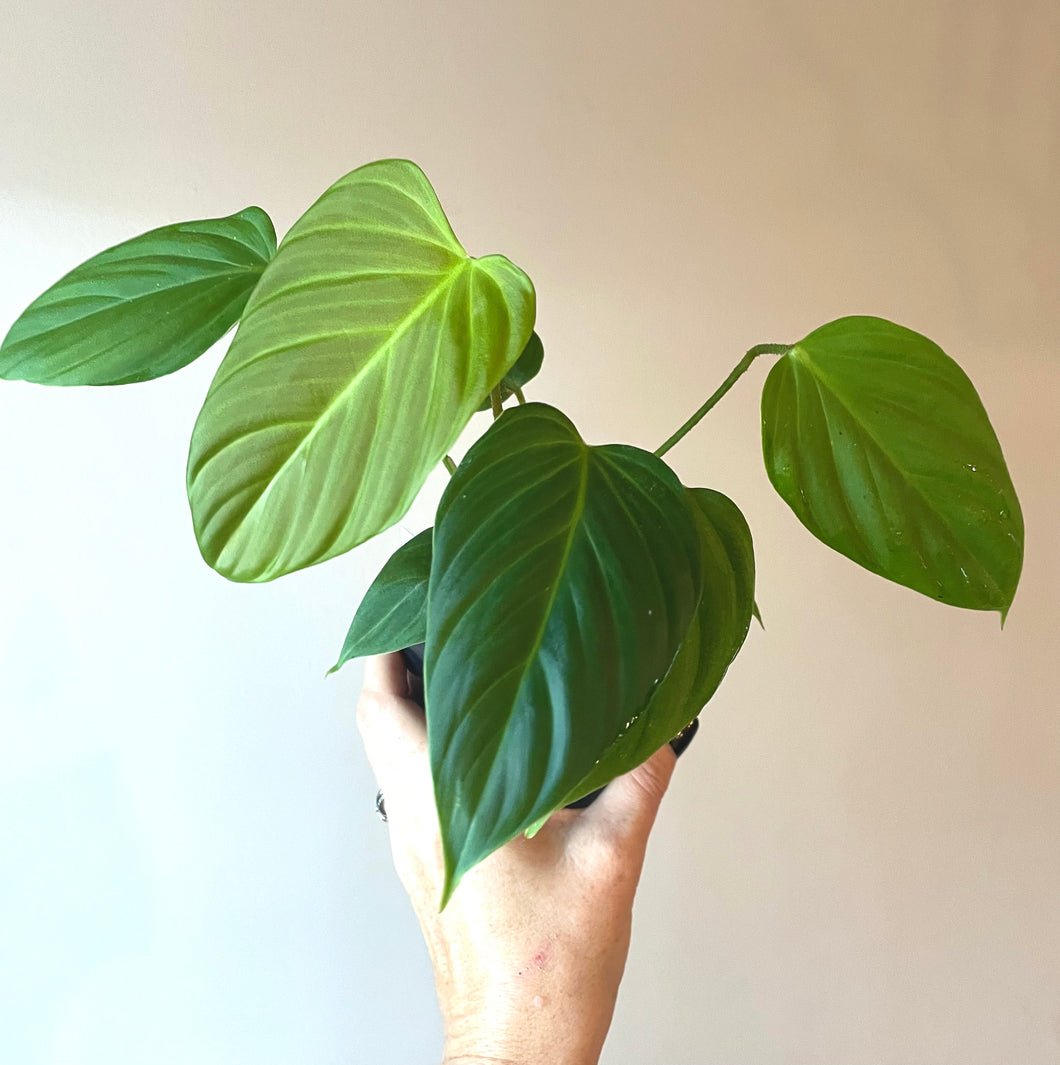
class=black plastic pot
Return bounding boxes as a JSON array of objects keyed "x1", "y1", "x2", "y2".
[{"x1": 399, "y1": 643, "x2": 697, "y2": 809}]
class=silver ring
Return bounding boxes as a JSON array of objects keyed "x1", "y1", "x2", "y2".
[{"x1": 375, "y1": 789, "x2": 387, "y2": 823}]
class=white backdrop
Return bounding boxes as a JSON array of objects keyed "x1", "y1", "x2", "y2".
[{"x1": 1, "y1": 2, "x2": 1058, "y2": 1063}]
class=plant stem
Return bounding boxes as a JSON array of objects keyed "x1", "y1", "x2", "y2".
[
  {"x1": 513, "y1": 386, "x2": 526, "y2": 405},
  {"x1": 489, "y1": 385, "x2": 504, "y2": 419},
  {"x1": 654, "y1": 342, "x2": 791, "y2": 458},
  {"x1": 443, "y1": 454, "x2": 457, "y2": 475}
]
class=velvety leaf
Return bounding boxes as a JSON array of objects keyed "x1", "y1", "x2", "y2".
[
  {"x1": 0, "y1": 208, "x2": 276, "y2": 385},
  {"x1": 476, "y1": 330, "x2": 544, "y2": 410},
  {"x1": 425, "y1": 403, "x2": 702, "y2": 903},
  {"x1": 555, "y1": 488, "x2": 755, "y2": 808},
  {"x1": 186, "y1": 159, "x2": 535, "y2": 582},
  {"x1": 328, "y1": 527, "x2": 432, "y2": 674},
  {"x1": 761, "y1": 316, "x2": 1023, "y2": 617}
]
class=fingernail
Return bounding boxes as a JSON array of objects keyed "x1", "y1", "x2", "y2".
[{"x1": 669, "y1": 717, "x2": 699, "y2": 758}]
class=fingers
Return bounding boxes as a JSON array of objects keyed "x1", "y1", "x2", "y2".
[
  {"x1": 363, "y1": 650, "x2": 411, "y2": 697},
  {"x1": 356, "y1": 653, "x2": 429, "y2": 800},
  {"x1": 356, "y1": 654, "x2": 443, "y2": 899},
  {"x1": 576, "y1": 742, "x2": 677, "y2": 858}
]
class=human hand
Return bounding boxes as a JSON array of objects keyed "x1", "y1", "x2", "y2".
[{"x1": 356, "y1": 653, "x2": 679, "y2": 1065}]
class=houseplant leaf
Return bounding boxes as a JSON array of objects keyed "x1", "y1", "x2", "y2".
[
  {"x1": 476, "y1": 330, "x2": 544, "y2": 409},
  {"x1": 761, "y1": 316, "x2": 1023, "y2": 618},
  {"x1": 0, "y1": 208, "x2": 276, "y2": 385},
  {"x1": 328, "y1": 527, "x2": 432, "y2": 673},
  {"x1": 554, "y1": 487, "x2": 755, "y2": 809},
  {"x1": 426, "y1": 403, "x2": 702, "y2": 902},
  {"x1": 186, "y1": 158, "x2": 535, "y2": 582}
]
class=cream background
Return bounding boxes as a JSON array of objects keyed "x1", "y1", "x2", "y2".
[{"x1": 1, "y1": 1, "x2": 1058, "y2": 1062}]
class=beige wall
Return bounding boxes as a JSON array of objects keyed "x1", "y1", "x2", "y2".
[{"x1": 1, "y1": 1, "x2": 1057, "y2": 1062}]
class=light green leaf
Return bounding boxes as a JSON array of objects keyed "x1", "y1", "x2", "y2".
[
  {"x1": 0, "y1": 208, "x2": 276, "y2": 385},
  {"x1": 761, "y1": 316, "x2": 1023, "y2": 617},
  {"x1": 554, "y1": 488, "x2": 755, "y2": 808},
  {"x1": 328, "y1": 528, "x2": 432, "y2": 674},
  {"x1": 186, "y1": 159, "x2": 535, "y2": 582},
  {"x1": 426, "y1": 403, "x2": 702, "y2": 904}
]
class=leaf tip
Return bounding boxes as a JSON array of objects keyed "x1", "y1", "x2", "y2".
[
  {"x1": 524, "y1": 812, "x2": 550, "y2": 839},
  {"x1": 438, "y1": 863, "x2": 461, "y2": 912}
]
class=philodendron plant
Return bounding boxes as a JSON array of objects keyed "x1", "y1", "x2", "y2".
[{"x1": 0, "y1": 159, "x2": 1023, "y2": 905}]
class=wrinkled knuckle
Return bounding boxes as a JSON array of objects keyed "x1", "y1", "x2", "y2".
[{"x1": 628, "y1": 758, "x2": 672, "y2": 805}]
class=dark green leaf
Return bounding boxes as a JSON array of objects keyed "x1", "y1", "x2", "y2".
[
  {"x1": 426, "y1": 403, "x2": 702, "y2": 903},
  {"x1": 0, "y1": 208, "x2": 276, "y2": 385},
  {"x1": 328, "y1": 527, "x2": 432, "y2": 674},
  {"x1": 476, "y1": 330, "x2": 544, "y2": 409},
  {"x1": 186, "y1": 159, "x2": 535, "y2": 582},
  {"x1": 554, "y1": 488, "x2": 755, "y2": 809},
  {"x1": 762, "y1": 316, "x2": 1023, "y2": 618}
]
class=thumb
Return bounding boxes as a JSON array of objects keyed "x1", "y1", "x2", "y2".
[{"x1": 578, "y1": 742, "x2": 678, "y2": 856}]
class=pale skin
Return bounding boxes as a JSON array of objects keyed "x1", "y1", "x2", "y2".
[{"x1": 357, "y1": 652, "x2": 678, "y2": 1065}]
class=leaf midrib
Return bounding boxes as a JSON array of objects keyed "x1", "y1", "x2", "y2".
[
  {"x1": 210, "y1": 259, "x2": 471, "y2": 555},
  {"x1": 796, "y1": 350, "x2": 1003, "y2": 595},
  {"x1": 437, "y1": 435, "x2": 591, "y2": 822},
  {"x1": 4, "y1": 271, "x2": 256, "y2": 352}
]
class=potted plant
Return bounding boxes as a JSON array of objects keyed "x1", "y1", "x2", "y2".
[{"x1": 0, "y1": 158, "x2": 1023, "y2": 906}]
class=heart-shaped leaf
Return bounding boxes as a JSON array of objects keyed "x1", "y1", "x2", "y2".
[
  {"x1": 0, "y1": 208, "x2": 276, "y2": 386},
  {"x1": 554, "y1": 487, "x2": 755, "y2": 808},
  {"x1": 186, "y1": 159, "x2": 535, "y2": 582},
  {"x1": 762, "y1": 316, "x2": 1023, "y2": 618},
  {"x1": 328, "y1": 527, "x2": 432, "y2": 673},
  {"x1": 425, "y1": 403, "x2": 702, "y2": 902},
  {"x1": 476, "y1": 330, "x2": 544, "y2": 409}
]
